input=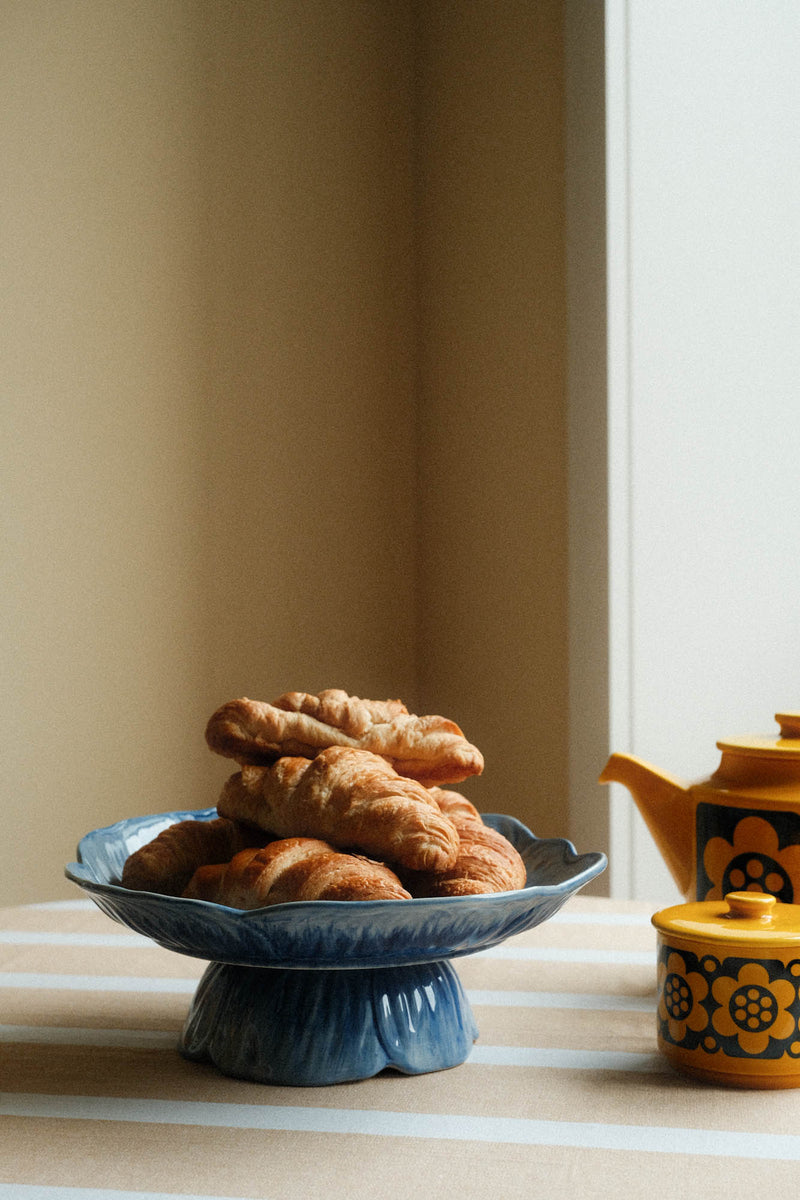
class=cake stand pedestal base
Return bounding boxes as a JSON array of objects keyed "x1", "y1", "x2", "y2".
[{"x1": 180, "y1": 958, "x2": 479, "y2": 1086}]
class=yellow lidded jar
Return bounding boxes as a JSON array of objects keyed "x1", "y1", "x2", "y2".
[{"x1": 652, "y1": 891, "x2": 800, "y2": 1087}]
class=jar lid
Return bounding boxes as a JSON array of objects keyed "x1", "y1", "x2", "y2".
[{"x1": 652, "y1": 891, "x2": 800, "y2": 948}]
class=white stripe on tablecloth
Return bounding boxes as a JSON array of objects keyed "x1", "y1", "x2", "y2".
[
  {"x1": 468, "y1": 1045, "x2": 665, "y2": 1071},
  {"x1": 0, "y1": 1025, "x2": 661, "y2": 1072},
  {"x1": 550, "y1": 910, "x2": 653, "y2": 926},
  {"x1": 0, "y1": 973, "x2": 198, "y2": 993},
  {"x1": 473, "y1": 946, "x2": 652, "y2": 964},
  {"x1": 468, "y1": 989, "x2": 654, "y2": 1010},
  {"x1": 0, "y1": 972, "x2": 654, "y2": 1011},
  {"x1": 4, "y1": 1092, "x2": 800, "y2": 1159},
  {"x1": 0, "y1": 931, "x2": 153, "y2": 947},
  {"x1": 0, "y1": 1187, "x2": 254, "y2": 1200}
]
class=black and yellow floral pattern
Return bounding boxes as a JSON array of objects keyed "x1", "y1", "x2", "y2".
[
  {"x1": 696, "y1": 803, "x2": 800, "y2": 902},
  {"x1": 657, "y1": 943, "x2": 800, "y2": 1060}
]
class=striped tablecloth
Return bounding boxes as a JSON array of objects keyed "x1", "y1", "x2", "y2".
[{"x1": 3, "y1": 894, "x2": 800, "y2": 1198}]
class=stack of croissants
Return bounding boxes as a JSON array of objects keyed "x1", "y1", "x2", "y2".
[{"x1": 120, "y1": 688, "x2": 527, "y2": 908}]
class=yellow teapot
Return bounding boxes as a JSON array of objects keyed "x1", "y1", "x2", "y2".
[{"x1": 599, "y1": 714, "x2": 800, "y2": 902}]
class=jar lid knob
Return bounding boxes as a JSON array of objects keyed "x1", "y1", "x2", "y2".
[{"x1": 725, "y1": 892, "x2": 776, "y2": 922}]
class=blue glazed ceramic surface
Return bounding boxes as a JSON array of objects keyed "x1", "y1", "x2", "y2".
[
  {"x1": 65, "y1": 808, "x2": 607, "y2": 970},
  {"x1": 180, "y1": 957, "x2": 479, "y2": 1086}
]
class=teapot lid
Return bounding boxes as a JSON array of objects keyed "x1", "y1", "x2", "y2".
[
  {"x1": 652, "y1": 891, "x2": 800, "y2": 948},
  {"x1": 716, "y1": 713, "x2": 800, "y2": 760}
]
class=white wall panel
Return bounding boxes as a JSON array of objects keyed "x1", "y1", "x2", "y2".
[{"x1": 604, "y1": 0, "x2": 800, "y2": 900}]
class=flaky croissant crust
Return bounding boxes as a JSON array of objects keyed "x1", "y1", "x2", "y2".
[
  {"x1": 116, "y1": 692, "x2": 532, "y2": 904},
  {"x1": 182, "y1": 838, "x2": 411, "y2": 907},
  {"x1": 120, "y1": 816, "x2": 266, "y2": 896},
  {"x1": 205, "y1": 688, "x2": 484, "y2": 786},
  {"x1": 217, "y1": 745, "x2": 461, "y2": 873},
  {"x1": 401, "y1": 788, "x2": 528, "y2": 897}
]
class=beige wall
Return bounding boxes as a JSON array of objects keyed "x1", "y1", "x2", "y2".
[
  {"x1": 198, "y1": 1, "x2": 420, "y2": 800},
  {"x1": 416, "y1": 1, "x2": 568, "y2": 832},
  {"x1": 3, "y1": 1, "x2": 213, "y2": 906},
  {"x1": 2, "y1": 0, "x2": 569, "y2": 906}
]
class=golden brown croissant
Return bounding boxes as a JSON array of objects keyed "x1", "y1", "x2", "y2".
[
  {"x1": 182, "y1": 838, "x2": 411, "y2": 907},
  {"x1": 120, "y1": 816, "x2": 267, "y2": 896},
  {"x1": 428, "y1": 787, "x2": 483, "y2": 824},
  {"x1": 217, "y1": 745, "x2": 460, "y2": 872},
  {"x1": 205, "y1": 688, "x2": 484, "y2": 785},
  {"x1": 403, "y1": 790, "x2": 528, "y2": 896}
]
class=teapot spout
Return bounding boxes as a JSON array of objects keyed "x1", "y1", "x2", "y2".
[{"x1": 599, "y1": 752, "x2": 693, "y2": 898}]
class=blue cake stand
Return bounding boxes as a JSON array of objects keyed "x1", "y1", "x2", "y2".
[{"x1": 66, "y1": 808, "x2": 606, "y2": 1086}]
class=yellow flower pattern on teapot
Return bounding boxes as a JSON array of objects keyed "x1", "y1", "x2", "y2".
[{"x1": 702, "y1": 814, "x2": 800, "y2": 902}]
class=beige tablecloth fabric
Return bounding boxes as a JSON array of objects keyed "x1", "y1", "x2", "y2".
[{"x1": 3, "y1": 894, "x2": 800, "y2": 1199}]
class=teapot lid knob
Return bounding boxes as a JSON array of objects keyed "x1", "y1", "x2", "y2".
[
  {"x1": 776, "y1": 713, "x2": 800, "y2": 739},
  {"x1": 724, "y1": 892, "x2": 776, "y2": 923}
]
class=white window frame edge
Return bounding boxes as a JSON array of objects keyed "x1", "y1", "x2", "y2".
[
  {"x1": 604, "y1": 0, "x2": 635, "y2": 898},
  {"x1": 565, "y1": 0, "x2": 634, "y2": 897}
]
